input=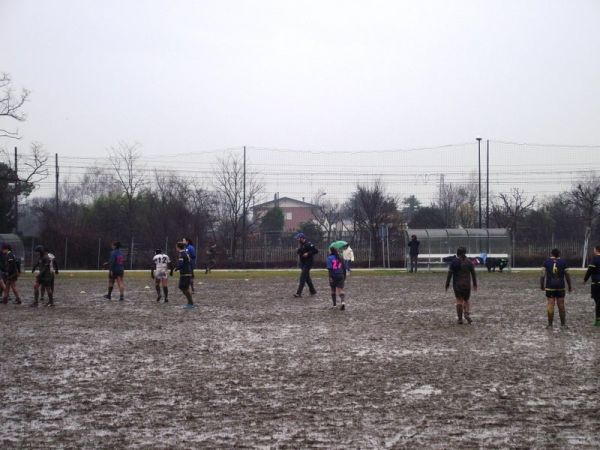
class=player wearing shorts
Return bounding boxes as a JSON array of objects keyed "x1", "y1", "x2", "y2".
[
  {"x1": 583, "y1": 245, "x2": 600, "y2": 326},
  {"x1": 151, "y1": 249, "x2": 171, "y2": 303},
  {"x1": 176, "y1": 242, "x2": 195, "y2": 308},
  {"x1": 445, "y1": 247, "x2": 477, "y2": 324},
  {"x1": 1, "y1": 244, "x2": 21, "y2": 305},
  {"x1": 31, "y1": 246, "x2": 55, "y2": 307},
  {"x1": 182, "y1": 238, "x2": 196, "y2": 292},
  {"x1": 327, "y1": 246, "x2": 347, "y2": 310},
  {"x1": 104, "y1": 241, "x2": 125, "y2": 301},
  {"x1": 32, "y1": 251, "x2": 58, "y2": 303},
  {"x1": 540, "y1": 248, "x2": 572, "y2": 328}
]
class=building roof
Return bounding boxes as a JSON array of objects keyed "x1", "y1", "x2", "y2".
[{"x1": 252, "y1": 196, "x2": 316, "y2": 210}]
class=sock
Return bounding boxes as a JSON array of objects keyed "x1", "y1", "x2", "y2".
[
  {"x1": 594, "y1": 298, "x2": 600, "y2": 320},
  {"x1": 340, "y1": 293, "x2": 345, "y2": 304},
  {"x1": 547, "y1": 304, "x2": 554, "y2": 325},
  {"x1": 107, "y1": 286, "x2": 113, "y2": 298},
  {"x1": 47, "y1": 293, "x2": 53, "y2": 304},
  {"x1": 34, "y1": 289, "x2": 39, "y2": 302},
  {"x1": 155, "y1": 285, "x2": 161, "y2": 295},
  {"x1": 456, "y1": 304, "x2": 463, "y2": 321},
  {"x1": 558, "y1": 304, "x2": 566, "y2": 326},
  {"x1": 163, "y1": 286, "x2": 168, "y2": 300},
  {"x1": 184, "y1": 290, "x2": 193, "y2": 305},
  {"x1": 331, "y1": 293, "x2": 336, "y2": 306}
]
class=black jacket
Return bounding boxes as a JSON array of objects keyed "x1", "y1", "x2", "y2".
[{"x1": 297, "y1": 240, "x2": 319, "y2": 265}]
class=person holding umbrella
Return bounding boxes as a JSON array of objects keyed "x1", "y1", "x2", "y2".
[
  {"x1": 293, "y1": 232, "x2": 318, "y2": 298},
  {"x1": 342, "y1": 243, "x2": 355, "y2": 274}
]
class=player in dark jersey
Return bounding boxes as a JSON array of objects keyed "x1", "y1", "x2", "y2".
[
  {"x1": 408, "y1": 235, "x2": 420, "y2": 273},
  {"x1": 583, "y1": 245, "x2": 600, "y2": 327},
  {"x1": 32, "y1": 251, "x2": 59, "y2": 303},
  {"x1": 540, "y1": 248, "x2": 572, "y2": 328},
  {"x1": 327, "y1": 246, "x2": 347, "y2": 310},
  {"x1": 205, "y1": 241, "x2": 217, "y2": 274},
  {"x1": 31, "y1": 245, "x2": 55, "y2": 307},
  {"x1": 1, "y1": 244, "x2": 21, "y2": 305},
  {"x1": 103, "y1": 241, "x2": 125, "y2": 301},
  {"x1": 182, "y1": 238, "x2": 196, "y2": 292},
  {"x1": 294, "y1": 232, "x2": 319, "y2": 297},
  {"x1": 176, "y1": 242, "x2": 196, "y2": 309},
  {"x1": 445, "y1": 247, "x2": 477, "y2": 324}
]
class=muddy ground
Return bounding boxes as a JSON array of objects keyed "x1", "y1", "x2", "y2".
[{"x1": 1, "y1": 271, "x2": 599, "y2": 449}]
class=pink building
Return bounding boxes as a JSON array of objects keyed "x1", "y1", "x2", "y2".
[{"x1": 252, "y1": 196, "x2": 316, "y2": 232}]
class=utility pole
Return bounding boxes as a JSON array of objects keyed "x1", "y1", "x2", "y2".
[
  {"x1": 55, "y1": 153, "x2": 59, "y2": 215},
  {"x1": 242, "y1": 146, "x2": 246, "y2": 268},
  {"x1": 477, "y1": 137, "x2": 482, "y2": 228},
  {"x1": 14, "y1": 146, "x2": 18, "y2": 234},
  {"x1": 486, "y1": 140, "x2": 490, "y2": 228}
]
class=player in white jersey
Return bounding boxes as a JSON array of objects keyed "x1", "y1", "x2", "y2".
[{"x1": 151, "y1": 249, "x2": 172, "y2": 303}]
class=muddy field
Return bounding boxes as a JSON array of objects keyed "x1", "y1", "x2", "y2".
[{"x1": 1, "y1": 270, "x2": 599, "y2": 449}]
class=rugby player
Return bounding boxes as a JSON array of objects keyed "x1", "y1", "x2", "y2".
[{"x1": 445, "y1": 246, "x2": 478, "y2": 324}]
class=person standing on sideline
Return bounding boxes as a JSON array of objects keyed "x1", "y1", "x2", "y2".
[
  {"x1": 103, "y1": 241, "x2": 125, "y2": 301},
  {"x1": 327, "y1": 246, "x2": 347, "y2": 310},
  {"x1": 293, "y1": 232, "x2": 319, "y2": 298},
  {"x1": 151, "y1": 248, "x2": 171, "y2": 303},
  {"x1": 205, "y1": 241, "x2": 217, "y2": 274},
  {"x1": 408, "y1": 234, "x2": 420, "y2": 273},
  {"x1": 32, "y1": 250, "x2": 58, "y2": 303},
  {"x1": 1, "y1": 244, "x2": 21, "y2": 305},
  {"x1": 31, "y1": 246, "x2": 55, "y2": 307},
  {"x1": 342, "y1": 244, "x2": 355, "y2": 274},
  {"x1": 445, "y1": 247, "x2": 477, "y2": 324},
  {"x1": 583, "y1": 245, "x2": 600, "y2": 327},
  {"x1": 182, "y1": 238, "x2": 196, "y2": 292},
  {"x1": 176, "y1": 242, "x2": 196, "y2": 309},
  {"x1": 541, "y1": 248, "x2": 572, "y2": 328}
]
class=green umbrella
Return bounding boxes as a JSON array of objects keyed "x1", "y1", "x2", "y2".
[{"x1": 329, "y1": 240, "x2": 348, "y2": 250}]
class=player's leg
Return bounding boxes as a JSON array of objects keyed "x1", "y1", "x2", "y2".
[
  {"x1": 338, "y1": 286, "x2": 345, "y2": 310},
  {"x1": 179, "y1": 277, "x2": 193, "y2": 306},
  {"x1": 105, "y1": 274, "x2": 114, "y2": 299},
  {"x1": 45, "y1": 284, "x2": 54, "y2": 306},
  {"x1": 305, "y1": 267, "x2": 316, "y2": 295},
  {"x1": 162, "y1": 278, "x2": 169, "y2": 302},
  {"x1": 295, "y1": 265, "x2": 308, "y2": 296},
  {"x1": 557, "y1": 296, "x2": 566, "y2": 326},
  {"x1": 329, "y1": 278, "x2": 336, "y2": 307},
  {"x1": 155, "y1": 276, "x2": 162, "y2": 301},
  {"x1": 9, "y1": 279, "x2": 20, "y2": 304},
  {"x1": 546, "y1": 295, "x2": 556, "y2": 327},
  {"x1": 32, "y1": 279, "x2": 41, "y2": 307},
  {"x1": 116, "y1": 275, "x2": 124, "y2": 300},
  {"x1": 455, "y1": 297, "x2": 464, "y2": 324}
]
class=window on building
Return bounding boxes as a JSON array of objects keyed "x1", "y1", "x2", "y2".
[{"x1": 285, "y1": 212, "x2": 293, "y2": 220}]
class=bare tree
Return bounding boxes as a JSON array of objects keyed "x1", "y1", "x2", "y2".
[
  {"x1": 311, "y1": 190, "x2": 342, "y2": 243},
  {"x1": 213, "y1": 153, "x2": 262, "y2": 260},
  {"x1": 569, "y1": 174, "x2": 600, "y2": 265},
  {"x1": 0, "y1": 73, "x2": 30, "y2": 139},
  {"x1": 108, "y1": 142, "x2": 146, "y2": 252},
  {"x1": 437, "y1": 177, "x2": 478, "y2": 227},
  {"x1": 491, "y1": 188, "x2": 535, "y2": 265}
]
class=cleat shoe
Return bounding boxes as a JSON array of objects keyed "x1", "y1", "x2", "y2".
[
  {"x1": 465, "y1": 314, "x2": 472, "y2": 324},
  {"x1": 293, "y1": 293, "x2": 302, "y2": 298},
  {"x1": 164, "y1": 298, "x2": 169, "y2": 303},
  {"x1": 340, "y1": 303, "x2": 345, "y2": 311},
  {"x1": 309, "y1": 291, "x2": 317, "y2": 296},
  {"x1": 183, "y1": 304, "x2": 197, "y2": 309},
  {"x1": 45, "y1": 302, "x2": 54, "y2": 307},
  {"x1": 546, "y1": 324, "x2": 553, "y2": 329},
  {"x1": 30, "y1": 302, "x2": 39, "y2": 308},
  {"x1": 156, "y1": 295, "x2": 162, "y2": 302},
  {"x1": 118, "y1": 297, "x2": 124, "y2": 302},
  {"x1": 103, "y1": 294, "x2": 111, "y2": 300},
  {"x1": 12, "y1": 298, "x2": 22, "y2": 305},
  {"x1": 457, "y1": 319, "x2": 463, "y2": 325}
]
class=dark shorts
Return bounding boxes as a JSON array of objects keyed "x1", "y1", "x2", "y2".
[
  {"x1": 591, "y1": 284, "x2": 600, "y2": 300},
  {"x1": 109, "y1": 270, "x2": 124, "y2": 280},
  {"x1": 179, "y1": 276, "x2": 191, "y2": 290},
  {"x1": 453, "y1": 286, "x2": 471, "y2": 300},
  {"x1": 330, "y1": 277, "x2": 345, "y2": 289},
  {"x1": 37, "y1": 276, "x2": 54, "y2": 288},
  {"x1": 545, "y1": 289, "x2": 565, "y2": 298}
]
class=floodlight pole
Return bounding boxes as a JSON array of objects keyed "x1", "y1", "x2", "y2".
[
  {"x1": 242, "y1": 146, "x2": 246, "y2": 268},
  {"x1": 486, "y1": 140, "x2": 490, "y2": 228},
  {"x1": 477, "y1": 137, "x2": 482, "y2": 228}
]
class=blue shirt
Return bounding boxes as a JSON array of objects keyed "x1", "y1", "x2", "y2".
[
  {"x1": 186, "y1": 244, "x2": 196, "y2": 266},
  {"x1": 542, "y1": 257, "x2": 568, "y2": 290},
  {"x1": 327, "y1": 254, "x2": 345, "y2": 278},
  {"x1": 109, "y1": 249, "x2": 125, "y2": 272}
]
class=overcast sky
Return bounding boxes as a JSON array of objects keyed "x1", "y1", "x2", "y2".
[{"x1": 1, "y1": 0, "x2": 599, "y2": 202}]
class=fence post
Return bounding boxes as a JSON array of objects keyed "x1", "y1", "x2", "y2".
[
  {"x1": 64, "y1": 237, "x2": 68, "y2": 270},
  {"x1": 97, "y1": 237, "x2": 101, "y2": 269},
  {"x1": 130, "y1": 237, "x2": 134, "y2": 270}
]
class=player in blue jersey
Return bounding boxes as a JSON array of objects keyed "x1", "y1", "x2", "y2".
[
  {"x1": 103, "y1": 241, "x2": 125, "y2": 301},
  {"x1": 182, "y1": 238, "x2": 196, "y2": 292},
  {"x1": 445, "y1": 247, "x2": 477, "y2": 324},
  {"x1": 176, "y1": 242, "x2": 195, "y2": 309},
  {"x1": 327, "y1": 246, "x2": 347, "y2": 310},
  {"x1": 583, "y1": 245, "x2": 600, "y2": 326},
  {"x1": 540, "y1": 248, "x2": 572, "y2": 328}
]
